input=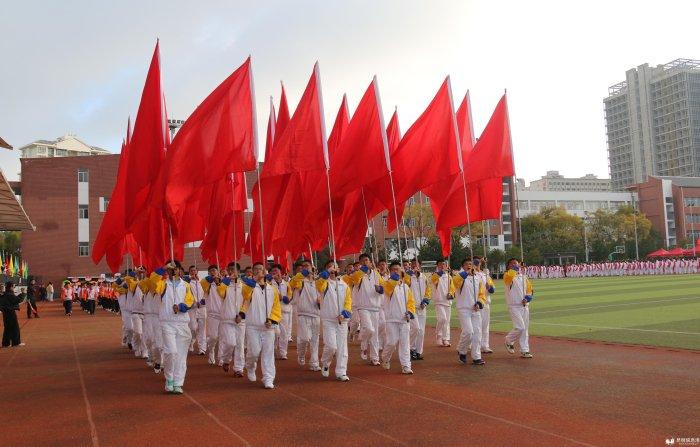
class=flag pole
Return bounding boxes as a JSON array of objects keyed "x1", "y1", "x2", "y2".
[{"x1": 249, "y1": 56, "x2": 266, "y2": 269}]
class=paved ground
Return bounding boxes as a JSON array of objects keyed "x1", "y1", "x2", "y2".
[{"x1": 1, "y1": 302, "x2": 698, "y2": 447}]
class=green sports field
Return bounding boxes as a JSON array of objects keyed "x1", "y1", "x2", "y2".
[{"x1": 426, "y1": 274, "x2": 700, "y2": 350}]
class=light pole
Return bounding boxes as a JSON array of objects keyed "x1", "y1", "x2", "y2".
[
  {"x1": 630, "y1": 193, "x2": 639, "y2": 260},
  {"x1": 583, "y1": 215, "x2": 590, "y2": 263}
]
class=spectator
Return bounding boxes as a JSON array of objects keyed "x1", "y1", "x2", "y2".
[
  {"x1": 1, "y1": 281, "x2": 25, "y2": 347},
  {"x1": 26, "y1": 279, "x2": 39, "y2": 319},
  {"x1": 46, "y1": 282, "x2": 54, "y2": 302}
]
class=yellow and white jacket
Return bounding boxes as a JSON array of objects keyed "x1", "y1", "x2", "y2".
[
  {"x1": 289, "y1": 272, "x2": 320, "y2": 318},
  {"x1": 382, "y1": 277, "x2": 416, "y2": 324},
  {"x1": 240, "y1": 280, "x2": 281, "y2": 329},
  {"x1": 151, "y1": 271, "x2": 194, "y2": 324},
  {"x1": 406, "y1": 272, "x2": 432, "y2": 315},
  {"x1": 431, "y1": 270, "x2": 455, "y2": 307},
  {"x1": 347, "y1": 268, "x2": 384, "y2": 312},
  {"x1": 221, "y1": 278, "x2": 244, "y2": 324},
  {"x1": 201, "y1": 277, "x2": 226, "y2": 320},
  {"x1": 315, "y1": 277, "x2": 352, "y2": 322},
  {"x1": 503, "y1": 269, "x2": 533, "y2": 307},
  {"x1": 272, "y1": 278, "x2": 291, "y2": 313},
  {"x1": 451, "y1": 271, "x2": 486, "y2": 312}
]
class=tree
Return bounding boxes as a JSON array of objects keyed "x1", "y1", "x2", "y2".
[
  {"x1": 520, "y1": 207, "x2": 584, "y2": 264},
  {"x1": 586, "y1": 206, "x2": 656, "y2": 261},
  {"x1": 0, "y1": 231, "x2": 21, "y2": 256}
]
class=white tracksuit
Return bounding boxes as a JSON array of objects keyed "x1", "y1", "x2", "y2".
[
  {"x1": 503, "y1": 269, "x2": 533, "y2": 353},
  {"x1": 453, "y1": 272, "x2": 485, "y2": 361},
  {"x1": 204, "y1": 279, "x2": 225, "y2": 365},
  {"x1": 241, "y1": 281, "x2": 281, "y2": 387},
  {"x1": 130, "y1": 281, "x2": 148, "y2": 358},
  {"x1": 143, "y1": 290, "x2": 163, "y2": 366},
  {"x1": 188, "y1": 278, "x2": 206, "y2": 353},
  {"x1": 121, "y1": 283, "x2": 134, "y2": 345},
  {"x1": 290, "y1": 273, "x2": 320, "y2": 368},
  {"x1": 408, "y1": 272, "x2": 431, "y2": 355},
  {"x1": 317, "y1": 277, "x2": 352, "y2": 378},
  {"x1": 478, "y1": 269, "x2": 494, "y2": 350},
  {"x1": 273, "y1": 279, "x2": 291, "y2": 358},
  {"x1": 431, "y1": 271, "x2": 455, "y2": 344},
  {"x1": 380, "y1": 279, "x2": 416, "y2": 369},
  {"x1": 158, "y1": 276, "x2": 194, "y2": 388},
  {"x1": 348, "y1": 268, "x2": 384, "y2": 363},
  {"x1": 219, "y1": 279, "x2": 246, "y2": 372},
  {"x1": 117, "y1": 289, "x2": 131, "y2": 345}
]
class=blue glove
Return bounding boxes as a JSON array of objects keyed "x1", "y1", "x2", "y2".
[
  {"x1": 476, "y1": 301, "x2": 484, "y2": 309},
  {"x1": 241, "y1": 277, "x2": 256, "y2": 288},
  {"x1": 406, "y1": 270, "x2": 414, "y2": 276},
  {"x1": 265, "y1": 274, "x2": 273, "y2": 282},
  {"x1": 405, "y1": 311, "x2": 415, "y2": 320},
  {"x1": 459, "y1": 271, "x2": 468, "y2": 279},
  {"x1": 487, "y1": 286, "x2": 495, "y2": 294},
  {"x1": 340, "y1": 310, "x2": 351, "y2": 319},
  {"x1": 238, "y1": 312, "x2": 246, "y2": 320},
  {"x1": 436, "y1": 270, "x2": 444, "y2": 277},
  {"x1": 199, "y1": 299, "x2": 206, "y2": 306},
  {"x1": 154, "y1": 267, "x2": 166, "y2": 276},
  {"x1": 205, "y1": 275, "x2": 214, "y2": 283},
  {"x1": 282, "y1": 296, "x2": 290, "y2": 304},
  {"x1": 374, "y1": 285, "x2": 384, "y2": 294},
  {"x1": 390, "y1": 273, "x2": 400, "y2": 281},
  {"x1": 301, "y1": 269, "x2": 310, "y2": 277},
  {"x1": 524, "y1": 295, "x2": 533, "y2": 303},
  {"x1": 319, "y1": 270, "x2": 330, "y2": 280},
  {"x1": 177, "y1": 303, "x2": 189, "y2": 313},
  {"x1": 115, "y1": 278, "x2": 123, "y2": 285},
  {"x1": 360, "y1": 265, "x2": 369, "y2": 274},
  {"x1": 222, "y1": 277, "x2": 231, "y2": 286},
  {"x1": 512, "y1": 266, "x2": 520, "y2": 272},
  {"x1": 420, "y1": 298, "x2": 430, "y2": 307},
  {"x1": 473, "y1": 259, "x2": 481, "y2": 267},
  {"x1": 182, "y1": 275, "x2": 191, "y2": 283}
]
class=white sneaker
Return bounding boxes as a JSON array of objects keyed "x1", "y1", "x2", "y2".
[
  {"x1": 505, "y1": 342, "x2": 516, "y2": 354},
  {"x1": 309, "y1": 365, "x2": 321, "y2": 372},
  {"x1": 164, "y1": 379, "x2": 174, "y2": 393},
  {"x1": 297, "y1": 356, "x2": 306, "y2": 366},
  {"x1": 247, "y1": 370, "x2": 257, "y2": 382},
  {"x1": 263, "y1": 382, "x2": 275, "y2": 389},
  {"x1": 172, "y1": 386, "x2": 183, "y2": 394},
  {"x1": 370, "y1": 360, "x2": 380, "y2": 366},
  {"x1": 401, "y1": 366, "x2": 414, "y2": 375},
  {"x1": 382, "y1": 361, "x2": 390, "y2": 370},
  {"x1": 336, "y1": 375, "x2": 350, "y2": 382},
  {"x1": 321, "y1": 366, "x2": 330, "y2": 377},
  {"x1": 360, "y1": 350, "x2": 368, "y2": 361},
  {"x1": 521, "y1": 352, "x2": 533, "y2": 359}
]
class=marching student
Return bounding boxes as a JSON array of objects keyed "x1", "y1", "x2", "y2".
[
  {"x1": 130, "y1": 269, "x2": 150, "y2": 359},
  {"x1": 87, "y1": 281, "x2": 99, "y2": 315},
  {"x1": 431, "y1": 259, "x2": 455, "y2": 347},
  {"x1": 238, "y1": 262, "x2": 281, "y2": 389},
  {"x1": 473, "y1": 257, "x2": 495, "y2": 354},
  {"x1": 270, "y1": 264, "x2": 292, "y2": 360},
  {"x1": 61, "y1": 280, "x2": 74, "y2": 317},
  {"x1": 186, "y1": 266, "x2": 207, "y2": 355},
  {"x1": 202, "y1": 265, "x2": 225, "y2": 366},
  {"x1": 152, "y1": 260, "x2": 195, "y2": 394},
  {"x1": 288, "y1": 259, "x2": 321, "y2": 371},
  {"x1": 380, "y1": 262, "x2": 416, "y2": 375},
  {"x1": 503, "y1": 258, "x2": 534, "y2": 359},
  {"x1": 121, "y1": 270, "x2": 137, "y2": 350},
  {"x1": 219, "y1": 262, "x2": 246, "y2": 376},
  {"x1": 315, "y1": 260, "x2": 352, "y2": 382},
  {"x1": 407, "y1": 259, "x2": 431, "y2": 360},
  {"x1": 143, "y1": 273, "x2": 163, "y2": 373},
  {"x1": 452, "y1": 259, "x2": 486, "y2": 365},
  {"x1": 376, "y1": 259, "x2": 389, "y2": 352},
  {"x1": 344, "y1": 263, "x2": 361, "y2": 342},
  {"x1": 348, "y1": 254, "x2": 384, "y2": 365}
]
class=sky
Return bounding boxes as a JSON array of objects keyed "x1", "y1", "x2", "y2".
[{"x1": 2, "y1": 0, "x2": 699, "y2": 183}]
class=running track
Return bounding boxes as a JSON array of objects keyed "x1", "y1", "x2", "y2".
[{"x1": 1, "y1": 302, "x2": 698, "y2": 446}]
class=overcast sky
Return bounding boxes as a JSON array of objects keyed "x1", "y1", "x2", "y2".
[{"x1": 2, "y1": 0, "x2": 698, "y2": 183}]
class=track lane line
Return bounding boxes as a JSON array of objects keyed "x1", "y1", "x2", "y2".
[
  {"x1": 69, "y1": 317, "x2": 100, "y2": 447},
  {"x1": 184, "y1": 391, "x2": 252, "y2": 446},
  {"x1": 490, "y1": 319, "x2": 700, "y2": 335}
]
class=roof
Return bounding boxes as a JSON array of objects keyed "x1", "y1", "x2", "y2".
[
  {"x1": 0, "y1": 136, "x2": 11, "y2": 149},
  {"x1": 658, "y1": 176, "x2": 700, "y2": 188},
  {"x1": 0, "y1": 168, "x2": 34, "y2": 231}
]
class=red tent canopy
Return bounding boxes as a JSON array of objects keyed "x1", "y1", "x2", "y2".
[
  {"x1": 647, "y1": 248, "x2": 669, "y2": 258},
  {"x1": 666, "y1": 247, "x2": 686, "y2": 256},
  {"x1": 682, "y1": 247, "x2": 699, "y2": 256}
]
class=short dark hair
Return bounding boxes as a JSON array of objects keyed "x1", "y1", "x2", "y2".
[
  {"x1": 207, "y1": 264, "x2": 219, "y2": 271},
  {"x1": 507, "y1": 258, "x2": 519, "y2": 266},
  {"x1": 378, "y1": 259, "x2": 386, "y2": 264},
  {"x1": 227, "y1": 262, "x2": 241, "y2": 270},
  {"x1": 188, "y1": 265, "x2": 196, "y2": 271},
  {"x1": 389, "y1": 261, "x2": 401, "y2": 268},
  {"x1": 5, "y1": 281, "x2": 13, "y2": 289},
  {"x1": 358, "y1": 253, "x2": 370, "y2": 261},
  {"x1": 252, "y1": 262, "x2": 264, "y2": 268},
  {"x1": 324, "y1": 260, "x2": 335, "y2": 270},
  {"x1": 461, "y1": 259, "x2": 472, "y2": 266}
]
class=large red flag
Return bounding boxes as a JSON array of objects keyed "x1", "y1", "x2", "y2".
[
  {"x1": 276, "y1": 83, "x2": 290, "y2": 137},
  {"x1": 264, "y1": 97, "x2": 276, "y2": 160},
  {"x1": 160, "y1": 57, "x2": 256, "y2": 229},
  {"x1": 200, "y1": 172, "x2": 248, "y2": 265},
  {"x1": 124, "y1": 41, "x2": 168, "y2": 229}
]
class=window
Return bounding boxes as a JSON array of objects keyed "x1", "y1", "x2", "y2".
[
  {"x1": 99, "y1": 197, "x2": 110, "y2": 212},
  {"x1": 78, "y1": 169, "x2": 89, "y2": 183},
  {"x1": 78, "y1": 242, "x2": 89, "y2": 257},
  {"x1": 79, "y1": 205, "x2": 89, "y2": 219}
]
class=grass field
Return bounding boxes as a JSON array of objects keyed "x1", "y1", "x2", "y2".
[{"x1": 426, "y1": 274, "x2": 700, "y2": 350}]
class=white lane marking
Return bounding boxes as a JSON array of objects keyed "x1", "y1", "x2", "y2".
[
  {"x1": 490, "y1": 319, "x2": 700, "y2": 336},
  {"x1": 184, "y1": 392, "x2": 252, "y2": 446},
  {"x1": 69, "y1": 318, "x2": 100, "y2": 447}
]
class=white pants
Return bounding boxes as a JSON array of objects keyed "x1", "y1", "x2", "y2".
[
  {"x1": 505, "y1": 305, "x2": 530, "y2": 353},
  {"x1": 435, "y1": 304, "x2": 452, "y2": 342},
  {"x1": 144, "y1": 315, "x2": 163, "y2": 365},
  {"x1": 195, "y1": 317, "x2": 207, "y2": 352},
  {"x1": 187, "y1": 310, "x2": 198, "y2": 350},
  {"x1": 277, "y1": 310, "x2": 293, "y2": 357},
  {"x1": 121, "y1": 310, "x2": 133, "y2": 345},
  {"x1": 457, "y1": 311, "x2": 482, "y2": 360},
  {"x1": 207, "y1": 316, "x2": 220, "y2": 363},
  {"x1": 481, "y1": 302, "x2": 491, "y2": 349},
  {"x1": 296, "y1": 315, "x2": 320, "y2": 367},
  {"x1": 131, "y1": 314, "x2": 146, "y2": 357},
  {"x1": 245, "y1": 326, "x2": 276, "y2": 385},
  {"x1": 378, "y1": 308, "x2": 386, "y2": 350},
  {"x1": 219, "y1": 321, "x2": 245, "y2": 370},
  {"x1": 358, "y1": 309, "x2": 380, "y2": 362},
  {"x1": 348, "y1": 309, "x2": 360, "y2": 337},
  {"x1": 410, "y1": 311, "x2": 426, "y2": 354},
  {"x1": 321, "y1": 320, "x2": 349, "y2": 377},
  {"x1": 382, "y1": 321, "x2": 411, "y2": 368},
  {"x1": 162, "y1": 322, "x2": 192, "y2": 387}
]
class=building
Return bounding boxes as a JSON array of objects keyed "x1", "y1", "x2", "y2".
[
  {"x1": 527, "y1": 171, "x2": 611, "y2": 192},
  {"x1": 516, "y1": 188, "x2": 637, "y2": 219},
  {"x1": 604, "y1": 59, "x2": 700, "y2": 190},
  {"x1": 17, "y1": 134, "x2": 110, "y2": 159},
  {"x1": 629, "y1": 176, "x2": 700, "y2": 248}
]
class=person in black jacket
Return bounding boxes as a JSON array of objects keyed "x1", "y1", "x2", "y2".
[
  {"x1": 1, "y1": 281, "x2": 24, "y2": 347},
  {"x1": 26, "y1": 279, "x2": 39, "y2": 319}
]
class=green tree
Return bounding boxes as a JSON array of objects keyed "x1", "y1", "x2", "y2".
[
  {"x1": 0, "y1": 231, "x2": 21, "y2": 256},
  {"x1": 520, "y1": 207, "x2": 584, "y2": 264}
]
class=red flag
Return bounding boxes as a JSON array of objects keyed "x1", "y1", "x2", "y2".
[
  {"x1": 276, "y1": 83, "x2": 290, "y2": 137},
  {"x1": 161, "y1": 57, "x2": 256, "y2": 229},
  {"x1": 264, "y1": 97, "x2": 276, "y2": 160},
  {"x1": 200, "y1": 172, "x2": 248, "y2": 265},
  {"x1": 124, "y1": 41, "x2": 168, "y2": 229}
]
